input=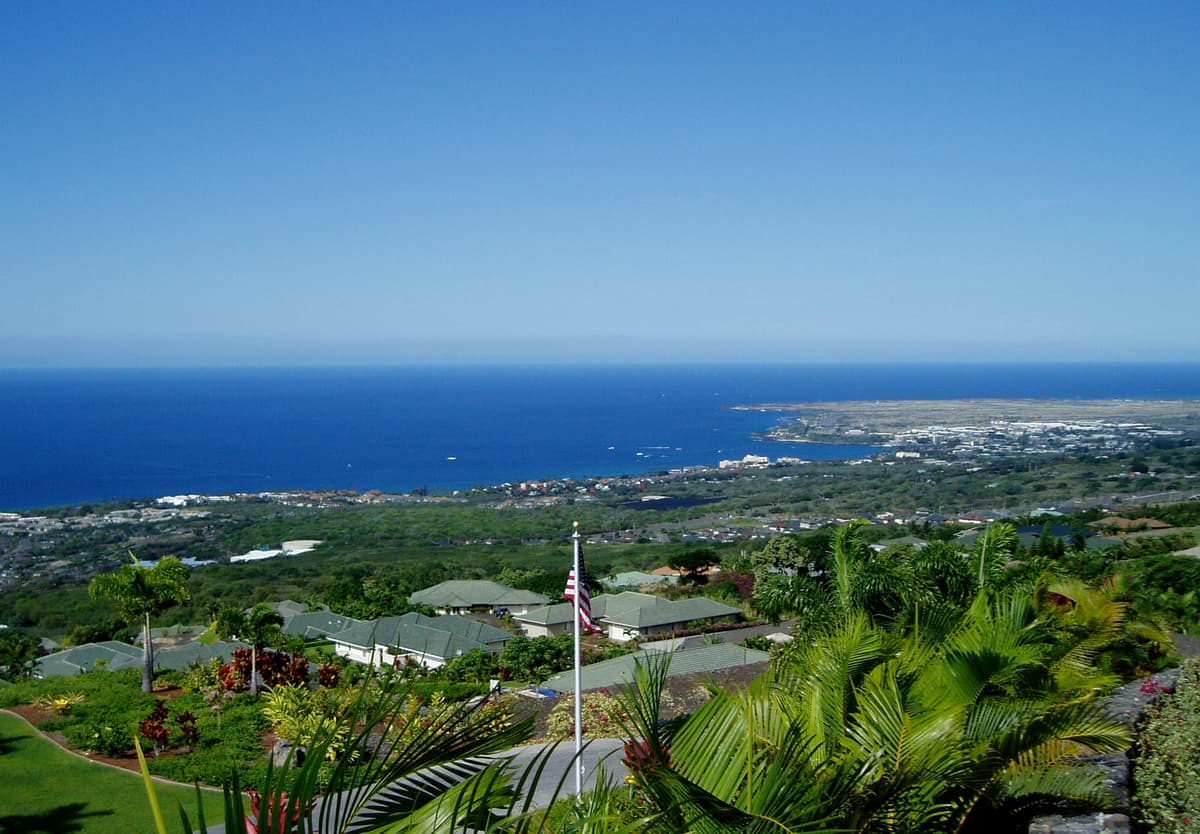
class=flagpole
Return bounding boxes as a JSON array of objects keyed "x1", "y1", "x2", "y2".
[{"x1": 572, "y1": 521, "x2": 584, "y2": 797}]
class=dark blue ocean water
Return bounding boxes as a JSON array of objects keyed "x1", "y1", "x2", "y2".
[{"x1": 1, "y1": 363, "x2": 1198, "y2": 511}]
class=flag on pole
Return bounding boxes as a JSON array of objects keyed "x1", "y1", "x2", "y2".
[{"x1": 564, "y1": 546, "x2": 602, "y2": 634}]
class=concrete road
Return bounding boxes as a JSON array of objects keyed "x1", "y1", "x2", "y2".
[{"x1": 502, "y1": 738, "x2": 630, "y2": 808}]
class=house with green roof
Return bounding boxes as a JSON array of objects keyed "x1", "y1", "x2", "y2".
[
  {"x1": 36, "y1": 641, "x2": 143, "y2": 677},
  {"x1": 283, "y1": 611, "x2": 358, "y2": 641},
  {"x1": 514, "y1": 591, "x2": 742, "y2": 642},
  {"x1": 408, "y1": 580, "x2": 549, "y2": 615},
  {"x1": 541, "y1": 641, "x2": 770, "y2": 694},
  {"x1": 36, "y1": 639, "x2": 248, "y2": 678},
  {"x1": 327, "y1": 612, "x2": 512, "y2": 670}
]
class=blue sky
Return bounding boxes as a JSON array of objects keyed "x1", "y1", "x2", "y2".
[{"x1": 2, "y1": 2, "x2": 1197, "y2": 367}]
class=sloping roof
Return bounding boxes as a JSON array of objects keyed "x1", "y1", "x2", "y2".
[
  {"x1": 284, "y1": 611, "x2": 357, "y2": 639},
  {"x1": 267, "y1": 599, "x2": 312, "y2": 619},
  {"x1": 156, "y1": 640, "x2": 249, "y2": 671},
  {"x1": 410, "y1": 580, "x2": 549, "y2": 609},
  {"x1": 376, "y1": 620, "x2": 489, "y2": 660},
  {"x1": 36, "y1": 639, "x2": 250, "y2": 677},
  {"x1": 327, "y1": 618, "x2": 382, "y2": 650},
  {"x1": 542, "y1": 642, "x2": 770, "y2": 694},
  {"x1": 514, "y1": 601, "x2": 576, "y2": 627},
  {"x1": 36, "y1": 641, "x2": 142, "y2": 677},
  {"x1": 328, "y1": 613, "x2": 510, "y2": 661},
  {"x1": 396, "y1": 612, "x2": 511, "y2": 647},
  {"x1": 516, "y1": 592, "x2": 741, "y2": 631},
  {"x1": 599, "y1": 593, "x2": 741, "y2": 629}
]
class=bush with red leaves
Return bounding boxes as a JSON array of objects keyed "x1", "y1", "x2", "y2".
[
  {"x1": 139, "y1": 699, "x2": 171, "y2": 754},
  {"x1": 175, "y1": 711, "x2": 200, "y2": 748},
  {"x1": 317, "y1": 664, "x2": 340, "y2": 688}
]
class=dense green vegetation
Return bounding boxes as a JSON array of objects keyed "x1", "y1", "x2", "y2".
[
  {"x1": 3, "y1": 443, "x2": 1198, "y2": 641},
  {"x1": 1132, "y1": 658, "x2": 1200, "y2": 832},
  {"x1": 103, "y1": 522, "x2": 1169, "y2": 834}
]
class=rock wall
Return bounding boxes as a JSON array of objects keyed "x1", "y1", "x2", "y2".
[{"x1": 1028, "y1": 667, "x2": 1182, "y2": 834}]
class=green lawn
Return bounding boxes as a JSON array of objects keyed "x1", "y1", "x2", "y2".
[{"x1": 0, "y1": 711, "x2": 226, "y2": 834}]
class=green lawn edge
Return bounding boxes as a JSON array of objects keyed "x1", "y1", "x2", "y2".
[{"x1": 0, "y1": 711, "x2": 226, "y2": 834}]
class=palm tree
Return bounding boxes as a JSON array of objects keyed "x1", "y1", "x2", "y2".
[
  {"x1": 612, "y1": 586, "x2": 1131, "y2": 834},
  {"x1": 89, "y1": 554, "x2": 190, "y2": 693}
]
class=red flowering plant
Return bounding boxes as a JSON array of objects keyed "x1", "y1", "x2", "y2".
[{"x1": 245, "y1": 789, "x2": 313, "y2": 834}]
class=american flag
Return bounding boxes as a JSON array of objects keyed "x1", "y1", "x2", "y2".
[{"x1": 564, "y1": 547, "x2": 602, "y2": 634}]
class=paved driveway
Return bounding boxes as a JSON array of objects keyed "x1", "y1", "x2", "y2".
[{"x1": 503, "y1": 738, "x2": 630, "y2": 807}]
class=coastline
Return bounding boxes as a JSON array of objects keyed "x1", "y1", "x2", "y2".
[{"x1": 4, "y1": 363, "x2": 1200, "y2": 510}]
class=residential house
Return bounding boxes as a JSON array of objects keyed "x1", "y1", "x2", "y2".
[
  {"x1": 36, "y1": 639, "x2": 248, "y2": 678},
  {"x1": 514, "y1": 591, "x2": 742, "y2": 643},
  {"x1": 283, "y1": 611, "x2": 358, "y2": 641},
  {"x1": 327, "y1": 612, "x2": 512, "y2": 670},
  {"x1": 409, "y1": 580, "x2": 549, "y2": 615}
]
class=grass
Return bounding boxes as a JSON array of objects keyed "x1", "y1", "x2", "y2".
[
  {"x1": 195, "y1": 626, "x2": 220, "y2": 645},
  {"x1": 0, "y1": 711, "x2": 226, "y2": 834}
]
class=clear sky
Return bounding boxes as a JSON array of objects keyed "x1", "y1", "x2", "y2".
[{"x1": 2, "y1": 2, "x2": 1197, "y2": 367}]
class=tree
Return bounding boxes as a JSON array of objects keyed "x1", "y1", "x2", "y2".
[
  {"x1": 0, "y1": 629, "x2": 40, "y2": 680},
  {"x1": 616, "y1": 590, "x2": 1131, "y2": 834},
  {"x1": 89, "y1": 554, "x2": 190, "y2": 693},
  {"x1": 667, "y1": 548, "x2": 719, "y2": 586},
  {"x1": 753, "y1": 534, "x2": 809, "y2": 582}
]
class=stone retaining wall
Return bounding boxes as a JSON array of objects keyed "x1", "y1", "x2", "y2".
[{"x1": 1028, "y1": 667, "x2": 1182, "y2": 834}]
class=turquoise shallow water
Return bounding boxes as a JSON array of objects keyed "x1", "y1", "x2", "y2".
[{"x1": 1, "y1": 362, "x2": 1197, "y2": 510}]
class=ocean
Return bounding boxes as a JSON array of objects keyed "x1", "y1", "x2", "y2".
[{"x1": 2, "y1": 363, "x2": 1199, "y2": 511}]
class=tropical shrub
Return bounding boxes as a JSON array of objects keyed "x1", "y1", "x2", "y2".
[
  {"x1": 1133, "y1": 658, "x2": 1200, "y2": 833},
  {"x1": 147, "y1": 693, "x2": 271, "y2": 788},
  {"x1": 138, "y1": 699, "x2": 171, "y2": 755},
  {"x1": 613, "y1": 585, "x2": 1133, "y2": 834},
  {"x1": 317, "y1": 663, "x2": 340, "y2": 688},
  {"x1": 260, "y1": 683, "x2": 351, "y2": 760},
  {"x1": 33, "y1": 691, "x2": 85, "y2": 714},
  {"x1": 67, "y1": 719, "x2": 134, "y2": 756},
  {"x1": 141, "y1": 670, "x2": 535, "y2": 834},
  {"x1": 546, "y1": 690, "x2": 629, "y2": 740},
  {"x1": 182, "y1": 658, "x2": 224, "y2": 693}
]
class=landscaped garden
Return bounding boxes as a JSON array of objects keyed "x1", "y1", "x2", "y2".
[
  {"x1": 0, "y1": 710, "x2": 225, "y2": 834},
  {"x1": 4, "y1": 518, "x2": 1200, "y2": 833}
]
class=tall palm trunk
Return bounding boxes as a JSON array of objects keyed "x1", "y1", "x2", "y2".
[{"x1": 141, "y1": 612, "x2": 154, "y2": 693}]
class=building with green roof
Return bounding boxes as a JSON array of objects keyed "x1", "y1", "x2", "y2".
[
  {"x1": 36, "y1": 639, "x2": 248, "y2": 678},
  {"x1": 541, "y1": 641, "x2": 770, "y2": 694},
  {"x1": 514, "y1": 591, "x2": 742, "y2": 642},
  {"x1": 283, "y1": 611, "x2": 358, "y2": 641},
  {"x1": 409, "y1": 580, "x2": 549, "y2": 615},
  {"x1": 327, "y1": 612, "x2": 512, "y2": 670},
  {"x1": 36, "y1": 641, "x2": 143, "y2": 677}
]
